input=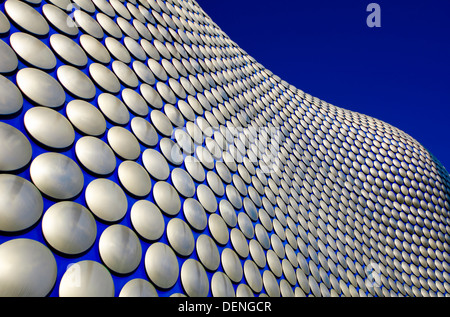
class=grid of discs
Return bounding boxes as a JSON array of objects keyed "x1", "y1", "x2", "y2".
[{"x1": 0, "y1": 0, "x2": 449, "y2": 297}]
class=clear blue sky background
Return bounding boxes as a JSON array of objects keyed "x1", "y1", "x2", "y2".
[{"x1": 196, "y1": 0, "x2": 450, "y2": 172}]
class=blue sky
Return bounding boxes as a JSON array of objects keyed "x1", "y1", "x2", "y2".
[{"x1": 196, "y1": 0, "x2": 450, "y2": 172}]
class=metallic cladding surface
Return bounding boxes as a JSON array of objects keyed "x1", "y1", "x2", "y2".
[{"x1": 0, "y1": 0, "x2": 449, "y2": 298}]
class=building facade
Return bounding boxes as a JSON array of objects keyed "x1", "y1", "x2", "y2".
[{"x1": 0, "y1": 0, "x2": 449, "y2": 297}]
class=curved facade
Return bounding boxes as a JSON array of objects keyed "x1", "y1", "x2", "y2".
[{"x1": 0, "y1": 0, "x2": 449, "y2": 297}]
